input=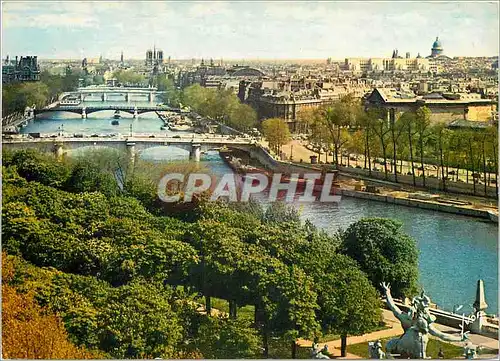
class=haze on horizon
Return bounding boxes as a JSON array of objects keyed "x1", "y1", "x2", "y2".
[{"x1": 2, "y1": 1, "x2": 499, "y2": 60}]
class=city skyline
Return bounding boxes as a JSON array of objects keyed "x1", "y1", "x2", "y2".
[{"x1": 2, "y1": 1, "x2": 499, "y2": 60}]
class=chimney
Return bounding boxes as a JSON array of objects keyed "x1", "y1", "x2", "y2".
[{"x1": 473, "y1": 279, "x2": 488, "y2": 313}]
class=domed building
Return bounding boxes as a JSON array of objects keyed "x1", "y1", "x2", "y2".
[{"x1": 430, "y1": 37, "x2": 443, "y2": 57}]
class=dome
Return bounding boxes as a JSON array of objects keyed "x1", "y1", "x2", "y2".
[{"x1": 432, "y1": 37, "x2": 442, "y2": 49}]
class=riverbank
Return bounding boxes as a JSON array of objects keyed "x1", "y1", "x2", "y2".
[
  {"x1": 339, "y1": 188, "x2": 498, "y2": 223},
  {"x1": 248, "y1": 143, "x2": 498, "y2": 223}
]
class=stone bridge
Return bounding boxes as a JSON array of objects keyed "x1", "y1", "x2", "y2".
[
  {"x1": 34, "y1": 105, "x2": 181, "y2": 118},
  {"x1": 59, "y1": 86, "x2": 166, "y2": 103},
  {"x1": 2, "y1": 136, "x2": 257, "y2": 163}
]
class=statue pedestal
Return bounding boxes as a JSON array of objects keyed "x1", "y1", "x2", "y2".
[{"x1": 470, "y1": 311, "x2": 486, "y2": 334}]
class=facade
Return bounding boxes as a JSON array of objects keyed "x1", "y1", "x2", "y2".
[
  {"x1": 2, "y1": 55, "x2": 41, "y2": 84},
  {"x1": 365, "y1": 88, "x2": 496, "y2": 124},
  {"x1": 343, "y1": 56, "x2": 429, "y2": 72},
  {"x1": 145, "y1": 47, "x2": 164, "y2": 66},
  {"x1": 240, "y1": 80, "x2": 371, "y2": 131}
]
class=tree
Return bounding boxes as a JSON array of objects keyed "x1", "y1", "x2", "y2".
[
  {"x1": 389, "y1": 110, "x2": 406, "y2": 182},
  {"x1": 370, "y1": 108, "x2": 392, "y2": 179},
  {"x1": 400, "y1": 111, "x2": 418, "y2": 185},
  {"x1": 195, "y1": 316, "x2": 261, "y2": 359},
  {"x1": 316, "y1": 254, "x2": 383, "y2": 357},
  {"x1": 262, "y1": 118, "x2": 291, "y2": 156},
  {"x1": 228, "y1": 103, "x2": 257, "y2": 132},
  {"x1": 415, "y1": 106, "x2": 431, "y2": 186},
  {"x1": 112, "y1": 70, "x2": 145, "y2": 85},
  {"x1": 2, "y1": 253, "x2": 102, "y2": 359},
  {"x1": 429, "y1": 124, "x2": 452, "y2": 191},
  {"x1": 156, "y1": 76, "x2": 181, "y2": 106},
  {"x1": 339, "y1": 218, "x2": 419, "y2": 299},
  {"x1": 307, "y1": 108, "x2": 331, "y2": 163},
  {"x1": 315, "y1": 94, "x2": 361, "y2": 167}
]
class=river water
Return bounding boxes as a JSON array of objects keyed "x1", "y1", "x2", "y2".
[{"x1": 21, "y1": 106, "x2": 499, "y2": 316}]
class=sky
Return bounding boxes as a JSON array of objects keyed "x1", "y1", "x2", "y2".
[{"x1": 2, "y1": 1, "x2": 499, "y2": 60}]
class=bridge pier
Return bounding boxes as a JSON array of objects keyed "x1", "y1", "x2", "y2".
[
  {"x1": 126, "y1": 142, "x2": 136, "y2": 166},
  {"x1": 148, "y1": 92, "x2": 154, "y2": 103},
  {"x1": 125, "y1": 94, "x2": 130, "y2": 102},
  {"x1": 133, "y1": 106, "x2": 138, "y2": 118},
  {"x1": 189, "y1": 143, "x2": 201, "y2": 162},
  {"x1": 101, "y1": 93, "x2": 107, "y2": 102},
  {"x1": 81, "y1": 107, "x2": 87, "y2": 119}
]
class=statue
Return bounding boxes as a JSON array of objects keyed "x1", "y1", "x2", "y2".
[
  {"x1": 311, "y1": 342, "x2": 330, "y2": 359},
  {"x1": 380, "y1": 282, "x2": 469, "y2": 359},
  {"x1": 463, "y1": 343, "x2": 478, "y2": 359},
  {"x1": 369, "y1": 340, "x2": 386, "y2": 359}
]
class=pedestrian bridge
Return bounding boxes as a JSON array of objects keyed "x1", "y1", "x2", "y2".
[{"x1": 2, "y1": 136, "x2": 256, "y2": 162}]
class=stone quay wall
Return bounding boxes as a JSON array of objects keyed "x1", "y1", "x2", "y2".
[{"x1": 337, "y1": 166, "x2": 498, "y2": 199}]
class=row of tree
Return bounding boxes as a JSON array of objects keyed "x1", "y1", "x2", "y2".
[
  {"x1": 2, "y1": 149, "x2": 421, "y2": 358},
  {"x1": 181, "y1": 84, "x2": 258, "y2": 132},
  {"x1": 2, "y1": 69, "x2": 82, "y2": 117}
]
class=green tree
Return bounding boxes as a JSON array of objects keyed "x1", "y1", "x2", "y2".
[
  {"x1": 339, "y1": 218, "x2": 419, "y2": 298},
  {"x1": 228, "y1": 103, "x2": 257, "y2": 132},
  {"x1": 370, "y1": 108, "x2": 392, "y2": 179},
  {"x1": 415, "y1": 106, "x2": 432, "y2": 186},
  {"x1": 262, "y1": 118, "x2": 291, "y2": 155},
  {"x1": 112, "y1": 70, "x2": 145, "y2": 85},
  {"x1": 316, "y1": 94, "x2": 361, "y2": 167},
  {"x1": 195, "y1": 316, "x2": 261, "y2": 359},
  {"x1": 316, "y1": 254, "x2": 383, "y2": 357}
]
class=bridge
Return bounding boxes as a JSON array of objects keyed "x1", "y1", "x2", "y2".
[
  {"x1": 59, "y1": 86, "x2": 166, "y2": 103},
  {"x1": 2, "y1": 136, "x2": 256, "y2": 163},
  {"x1": 34, "y1": 104, "x2": 182, "y2": 118}
]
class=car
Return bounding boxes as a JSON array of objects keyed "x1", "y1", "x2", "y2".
[
  {"x1": 172, "y1": 135, "x2": 181, "y2": 139},
  {"x1": 149, "y1": 135, "x2": 155, "y2": 138},
  {"x1": 90, "y1": 133, "x2": 99, "y2": 137}
]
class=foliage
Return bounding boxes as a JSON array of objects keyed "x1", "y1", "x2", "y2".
[
  {"x1": 112, "y1": 69, "x2": 145, "y2": 85},
  {"x1": 339, "y1": 218, "x2": 420, "y2": 298},
  {"x1": 195, "y1": 316, "x2": 261, "y2": 358},
  {"x1": 262, "y1": 117, "x2": 291, "y2": 154},
  {"x1": 2, "y1": 253, "x2": 103, "y2": 359},
  {"x1": 2, "y1": 149, "x2": 424, "y2": 359},
  {"x1": 181, "y1": 84, "x2": 256, "y2": 131}
]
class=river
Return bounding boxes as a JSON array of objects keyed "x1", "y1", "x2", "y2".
[{"x1": 20, "y1": 107, "x2": 499, "y2": 316}]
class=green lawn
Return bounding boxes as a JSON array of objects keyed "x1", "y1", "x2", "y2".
[
  {"x1": 199, "y1": 297, "x2": 255, "y2": 321},
  {"x1": 347, "y1": 337, "x2": 464, "y2": 359}
]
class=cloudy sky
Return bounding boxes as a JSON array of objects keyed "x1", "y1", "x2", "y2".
[{"x1": 2, "y1": 1, "x2": 498, "y2": 60}]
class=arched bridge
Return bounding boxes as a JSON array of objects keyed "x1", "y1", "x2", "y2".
[
  {"x1": 59, "y1": 86, "x2": 166, "y2": 103},
  {"x1": 34, "y1": 105, "x2": 183, "y2": 118},
  {"x1": 2, "y1": 136, "x2": 257, "y2": 163}
]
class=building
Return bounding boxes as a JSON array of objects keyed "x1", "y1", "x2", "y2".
[
  {"x1": 2, "y1": 55, "x2": 41, "y2": 84},
  {"x1": 145, "y1": 46, "x2": 164, "y2": 66},
  {"x1": 430, "y1": 37, "x2": 444, "y2": 58},
  {"x1": 365, "y1": 88, "x2": 496, "y2": 124},
  {"x1": 343, "y1": 56, "x2": 429, "y2": 73},
  {"x1": 240, "y1": 80, "x2": 371, "y2": 131}
]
